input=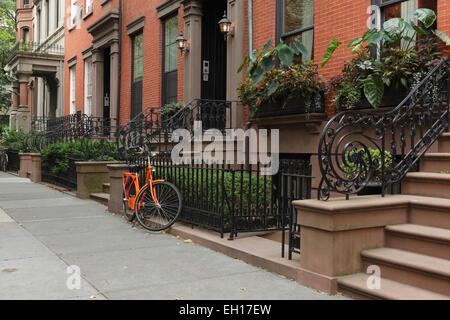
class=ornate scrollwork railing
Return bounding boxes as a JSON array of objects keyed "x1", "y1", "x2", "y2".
[
  {"x1": 116, "y1": 99, "x2": 233, "y2": 161},
  {"x1": 29, "y1": 114, "x2": 117, "y2": 160},
  {"x1": 318, "y1": 60, "x2": 450, "y2": 200}
]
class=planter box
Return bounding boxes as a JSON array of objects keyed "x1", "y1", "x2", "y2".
[
  {"x1": 338, "y1": 85, "x2": 409, "y2": 111},
  {"x1": 255, "y1": 93, "x2": 325, "y2": 119},
  {"x1": 76, "y1": 161, "x2": 122, "y2": 199}
]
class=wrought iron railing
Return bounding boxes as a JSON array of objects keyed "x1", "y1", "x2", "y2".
[
  {"x1": 116, "y1": 99, "x2": 233, "y2": 160},
  {"x1": 318, "y1": 60, "x2": 450, "y2": 200},
  {"x1": 9, "y1": 41, "x2": 64, "y2": 58},
  {"x1": 30, "y1": 115, "x2": 117, "y2": 160}
]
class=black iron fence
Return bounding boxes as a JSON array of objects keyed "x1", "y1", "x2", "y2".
[
  {"x1": 128, "y1": 153, "x2": 312, "y2": 244},
  {"x1": 29, "y1": 115, "x2": 117, "y2": 190},
  {"x1": 41, "y1": 154, "x2": 80, "y2": 190},
  {"x1": 6, "y1": 150, "x2": 19, "y2": 172}
]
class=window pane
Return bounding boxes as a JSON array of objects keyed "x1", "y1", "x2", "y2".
[
  {"x1": 285, "y1": 29, "x2": 313, "y2": 62},
  {"x1": 133, "y1": 33, "x2": 143, "y2": 81},
  {"x1": 164, "y1": 16, "x2": 178, "y2": 73},
  {"x1": 284, "y1": 0, "x2": 314, "y2": 33}
]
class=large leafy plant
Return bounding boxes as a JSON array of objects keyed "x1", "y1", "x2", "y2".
[
  {"x1": 238, "y1": 39, "x2": 323, "y2": 117},
  {"x1": 322, "y1": 8, "x2": 449, "y2": 109}
]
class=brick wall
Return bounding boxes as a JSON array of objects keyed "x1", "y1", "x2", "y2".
[
  {"x1": 119, "y1": 0, "x2": 184, "y2": 126},
  {"x1": 64, "y1": 0, "x2": 119, "y2": 116}
]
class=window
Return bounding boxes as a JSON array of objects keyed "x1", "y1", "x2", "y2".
[
  {"x1": 56, "y1": 0, "x2": 60, "y2": 28},
  {"x1": 70, "y1": 67, "x2": 76, "y2": 114},
  {"x1": 276, "y1": 0, "x2": 314, "y2": 62},
  {"x1": 131, "y1": 32, "x2": 143, "y2": 119},
  {"x1": 84, "y1": 58, "x2": 93, "y2": 116},
  {"x1": 374, "y1": 0, "x2": 437, "y2": 25},
  {"x1": 37, "y1": 9, "x2": 41, "y2": 42},
  {"x1": 373, "y1": 0, "x2": 438, "y2": 48},
  {"x1": 46, "y1": 0, "x2": 49, "y2": 37},
  {"x1": 23, "y1": 0, "x2": 30, "y2": 8},
  {"x1": 86, "y1": 0, "x2": 93, "y2": 15},
  {"x1": 23, "y1": 28, "x2": 29, "y2": 43},
  {"x1": 162, "y1": 15, "x2": 178, "y2": 105},
  {"x1": 71, "y1": 0, "x2": 77, "y2": 28}
]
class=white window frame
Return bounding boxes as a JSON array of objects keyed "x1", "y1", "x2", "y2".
[
  {"x1": 84, "y1": 58, "x2": 93, "y2": 116},
  {"x1": 71, "y1": 0, "x2": 77, "y2": 28},
  {"x1": 70, "y1": 66, "x2": 76, "y2": 114},
  {"x1": 86, "y1": 0, "x2": 93, "y2": 15}
]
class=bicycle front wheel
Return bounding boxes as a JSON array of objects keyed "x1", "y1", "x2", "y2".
[{"x1": 134, "y1": 181, "x2": 182, "y2": 232}]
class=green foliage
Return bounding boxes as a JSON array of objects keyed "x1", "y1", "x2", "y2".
[
  {"x1": 160, "y1": 103, "x2": 185, "y2": 119},
  {"x1": 41, "y1": 140, "x2": 84, "y2": 175},
  {"x1": 322, "y1": 8, "x2": 448, "y2": 109},
  {"x1": 0, "y1": 129, "x2": 28, "y2": 152},
  {"x1": 238, "y1": 39, "x2": 322, "y2": 117},
  {"x1": 41, "y1": 139, "x2": 118, "y2": 175},
  {"x1": 341, "y1": 148, "x2": 393, "y2": 182},
  {"x1": 0, "y1": 0, "x2": 16, "y2": 113}
]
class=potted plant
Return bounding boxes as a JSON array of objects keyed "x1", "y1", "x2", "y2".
[
  {"x1": 160, "y1": 103, "x2": 185, "y2": 122},
  {"x1": 238, "y1": 39, "x2": 324, "y2": 119},
  {"x1": 322, "y1": 8, "x2": 449, "y2": 110},
  {"x1": 341, "y1": 148, "x2": 393, "y2": 195}
]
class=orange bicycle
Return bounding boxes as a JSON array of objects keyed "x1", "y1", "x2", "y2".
[{"x1": 122, "y1": 148, "x2": 182, "y2": 231}]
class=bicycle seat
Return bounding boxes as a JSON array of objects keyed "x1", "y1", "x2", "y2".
[{"x1": 129, "y1": 164, "x2": 141, "y2": 170}]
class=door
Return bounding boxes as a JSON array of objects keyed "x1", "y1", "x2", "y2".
[{"x1": 201, "y1": 0, "x2": 227, "y2": 101}]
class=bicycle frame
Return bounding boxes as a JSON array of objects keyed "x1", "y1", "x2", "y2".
[{"x1": 123, "y1": 161, "x2": 165, "y2": 211}]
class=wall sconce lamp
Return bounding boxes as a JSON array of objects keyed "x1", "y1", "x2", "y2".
[
  {"x1": 218, "y1": 11, "x2": 234, "y2": 40},
  {"x1": 176, "y1": 31, "x2": 189, "y2": 55}
]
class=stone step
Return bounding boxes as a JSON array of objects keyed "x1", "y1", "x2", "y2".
[
  {"x1": 438, "y1": 133, "x2": 450, "y2": 153},
  {"x1": 102, "y1": 183, "x2": 110, "y2": 194},
  {"x1": 402, "y1": 172, "x2": 450, "y2": 198},
  {"x1": 420, "y1": 153, "x2": 450, "y2": 173},
  {"x1": 385, "y1": 224, "x2": 450, "y2": 260},
  {"x1": 338, "y1": 273, "x2": 449, "y2": 300},
  {"x1": 361, "y1": 247, "x2": 450, "y2": 296},
  {"x1": 90, "y1": 193, "x2": 110, "y2": 206},
  {"x1": 407, "y1": 196, "x2": 450, "y2": 229}
]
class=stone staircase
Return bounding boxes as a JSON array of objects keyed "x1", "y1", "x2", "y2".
[
  {"x1": 337, "y1": 133, "x2": 450, "y2": 300},
  {"x1": 90, "y1": 182, "x2": 110, "y2": 206}
]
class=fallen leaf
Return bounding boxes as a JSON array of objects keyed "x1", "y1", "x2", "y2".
[
  {"x1": 184, "y1": 239, "x2": 193, "y2": 243},
  {"x1": 18, "y1": 224, "x2": 22, "y2": 227},
  {"x1": 175, "y1": 297, "x2": 184, "y2": 300},
  {"x1": 176, "y1": 235, "x2": 181, "y2": 239},
  {"x1": 89, "y1": 295, "x2": 96, "y2": 299},
  {"x1": 176, "y1": 243, "x2": 180, "y2": 246},
  {"x1": 234, "y1": 258, "x2": 241, "y2": 262},
  {"x1": 240, "y1": 287, "x2": 246, "y2": 291},
  {"x1": 2, "y1": 268, "x2": 17, "y2": 273}
]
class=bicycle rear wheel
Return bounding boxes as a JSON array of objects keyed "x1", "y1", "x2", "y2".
[{"x1": 134, "y1": 181, "x2": 182, "y2": 232}]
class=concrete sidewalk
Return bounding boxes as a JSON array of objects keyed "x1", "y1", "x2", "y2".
[{"x1": 0, "y1": 172, "x2": 347, "y2": 300}]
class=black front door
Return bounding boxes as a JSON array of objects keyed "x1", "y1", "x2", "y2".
[{"x1": 201, "y1": 0, "x2": 227, "y2": 101}]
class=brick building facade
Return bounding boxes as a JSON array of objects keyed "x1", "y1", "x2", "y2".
[{"x1": 8, "y1": 0, "x2": 450, "y2": 149}]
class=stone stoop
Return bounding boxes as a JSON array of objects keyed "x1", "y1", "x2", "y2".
[{"x1": 334, "y1": 133, "x2": 450, "y2": 300}]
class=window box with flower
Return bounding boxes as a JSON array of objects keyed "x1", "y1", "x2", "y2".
[
  {"x1": 238, "y1": 39, "x2": 325, "y2": 120},
  {"x1": 322, "y1": 8, "x2": 449, "y2": 111}
]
